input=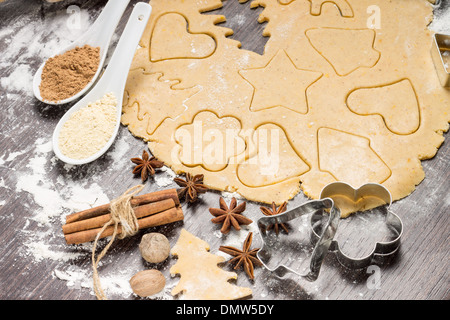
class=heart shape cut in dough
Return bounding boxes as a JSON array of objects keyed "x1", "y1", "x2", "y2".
[
  {"x1": 150, "y1": 12, "x2": 216, "y2": 62},
  {"x1": 320, "y1": 182, "x2": 391, "y2": 218}
]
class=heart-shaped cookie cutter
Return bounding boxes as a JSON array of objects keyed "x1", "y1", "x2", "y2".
[
  {"x1": 256, "y1": 198, "x2": 340, "y2": 281},
  {"x1": 311, "y1": 182, "x2": 403, "y2": 269}
]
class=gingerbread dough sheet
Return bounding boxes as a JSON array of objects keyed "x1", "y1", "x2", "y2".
[{"x1": 122, "y1": 0, "x2": 450, "y2": 213}]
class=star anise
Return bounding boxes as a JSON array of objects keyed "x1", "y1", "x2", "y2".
[
  {"x1": 131, "y1": 150, "x2": 164, "y2": 182},
  {"x1": 209, "y1": 197, "x2": 253, "y2": 234},
  {"x1": 219, "y1": 232, "x2": 262, "y2": 280},
  {"x1": 173, "y1": 173, "x2": 208, "y2": 203},
  {"x1": 260, "y1": 201, "x2": 289, "y2": 235}
]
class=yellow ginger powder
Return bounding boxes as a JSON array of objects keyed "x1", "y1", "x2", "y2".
[{"x1": 58, "y1": 93, "x2": 117, "y2": 160}]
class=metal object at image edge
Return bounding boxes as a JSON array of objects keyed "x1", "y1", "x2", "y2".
[{"x1": 431, "y1": 33, "x2": 450, "y2": 87}]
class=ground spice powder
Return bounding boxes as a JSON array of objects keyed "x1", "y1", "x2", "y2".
[
  {"x1": 58, "y1": 92, "x2": 117, "y2": 160},
  {"x1": 39, "y1": 44, "x2": 100, "y2": 102}
]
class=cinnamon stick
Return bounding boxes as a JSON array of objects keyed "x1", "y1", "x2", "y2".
[
  {"x1": 64, "y1": 206, "x2": 184, "y2": 245},
  {"x1": 62, "y1": 198, "x2": 176, "y2": 235},
  {"x1": 65, "y1": 188, "x2": 180, "y2": 224}
]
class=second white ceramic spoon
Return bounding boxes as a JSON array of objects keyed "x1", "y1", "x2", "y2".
[
  {"x1": 33, "y1": 0, "x2": 130, "y2": 105},
  {"x1": 52, "y1": 2, "x2": 152, "y2": 165}
]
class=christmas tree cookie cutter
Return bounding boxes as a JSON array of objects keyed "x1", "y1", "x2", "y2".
[
  {"x1": 256, "y1": 197, "x2": 340, "y2": 282},
  {"x1": 256, "y1": 182, "x2": 404, "y2": 280},
  {"x1": 311, "y1": 182, "x2": 403, "y2": 270},
  {"x1": 431, "y1": 33, "x2": 450, "y2": 87}
]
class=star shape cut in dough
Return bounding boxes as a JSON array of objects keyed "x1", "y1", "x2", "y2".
[{"x1": 239, "y1": 50, "x2": 323, "y2": 114}]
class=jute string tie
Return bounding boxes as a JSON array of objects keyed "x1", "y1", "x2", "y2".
[{"x1": 91, "y1": 184, "x2": 145, "y2": 300}]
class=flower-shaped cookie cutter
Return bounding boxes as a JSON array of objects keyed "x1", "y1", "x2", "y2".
[
  {"x1": 311, "y1": 182, "x2": 404, "y2": 269},
  {"x1": 256, "y1": 198, "x2": 340, "y2": 281}
]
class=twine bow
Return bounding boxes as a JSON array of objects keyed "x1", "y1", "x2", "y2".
[{"x1": 91, "y1": 184, "x2": 145, "y2": 300}]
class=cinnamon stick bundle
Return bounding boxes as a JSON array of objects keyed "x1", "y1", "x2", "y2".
[
  {"x1": 62, "y1": 188, "x2": 183, "y2": 245},
  {"x1": 65, "y1": 188, "x2": 180, "y2": 224}
]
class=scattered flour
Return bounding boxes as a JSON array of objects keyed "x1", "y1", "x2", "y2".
[
  {"x1": 15, "y1": 138, "x2": 110, "y2": 226},
  {"x1": 429, "y1": 2, "x2": 450, "y2": 34},
  {"x1": 1, "y1": 0, "x2": 448, "y2": 301},
  {"x1": 155, "y1": 166, "x2": 177, "y2": 187},
  {"x1": 213, "y1": 223, "x2": 259, "y2": 260},
  {"x1": 0, "y1": 6, "x2": 93, "y2": 96},
  {"x1": 53, "y1": 268, "x2": 91, "y2": 289},
  {"x1": 3, "y1": 149, "x2": 28, "y2": 162},
  {"x1": 221, "y1": 190, "x2": 245, "y2": 200},
  {"x1": 10, "y1": 136, "x2": 138, "y2": 298},
  {"x1": 8, "y1": 132, "x2": 178, "y2": 299},
  {"x1": 106, "y1": 132, "x2": 135, "y2": 171},
  {"x1": 0, "y1": 64, "x2": 34, "y2": 93},
  {"x1": 24, "y1": 241, "x2": 82, "y2": 263},
  {"x1": 0, "y1": 140, "x2": 32, "y2": 166}
]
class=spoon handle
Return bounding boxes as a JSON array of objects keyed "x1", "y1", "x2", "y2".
[
  {"x1": 101, "y1": 2, "x2": 152, "y2": 93},
  {"x1": 86, "y1": 0, "x2": 131, "y2": 46}
]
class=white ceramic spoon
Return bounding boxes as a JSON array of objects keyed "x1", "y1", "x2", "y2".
[
  {"x1": 33, "y1": 0, "x2": 131, "y2": 105},
  {"x1": 52, "y1": 2, "x2": 152, "y2": 165}
]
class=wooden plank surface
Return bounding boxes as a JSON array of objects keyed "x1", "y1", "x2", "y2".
[{"x1": 0, "y1": 0, "x2": 448, "y2": 300}]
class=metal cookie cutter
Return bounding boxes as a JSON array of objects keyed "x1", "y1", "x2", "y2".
[
  {"x1": 256, "y1": 198, "x2": 340, "y2": 281},
  {"x1": 431, "y1": 33, "x2": 450, "y2": 87},
  {"x1": 311, "y1": 182, "x2": 403, "y2": 269}
]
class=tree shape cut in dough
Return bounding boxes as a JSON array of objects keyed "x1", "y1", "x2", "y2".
[
  {"x1": 239, "y1": 50, "x2": 322, "y2": 114},
  {"x1": 175, "y1": 111, "x2": 246, "y2": 171},
  {"x1": 150, "y1": 12, "x2": 216, "y2": 62},
  {"x1": 308, "y1": 0, "x2": 354, "y2": 17},
  {"x1": 318, "y1": 128, "x2": 391, "y2": 188},
  {"x1": 237, "y1": 123, "x2": 310, "y2": 187},
  {"x1": 306, "y1": 28, "x2": 380, "y2": 76},
  {"x1": 170, "y1": 229, "x2": 253, "y2": 300},
  {"x1": 346, "y1": 79, "x2": 420, "y2": 135},
  {"x1": 122, "y1": 70, "x2": 199, "y2": 137}
]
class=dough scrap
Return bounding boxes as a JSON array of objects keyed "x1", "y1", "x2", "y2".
[
  {"x1": 170, "y1": 229, "x2": 252, "y2": 300},
  {"x1": 122, "y1": 0, "x2": 450, "y2": 213}
]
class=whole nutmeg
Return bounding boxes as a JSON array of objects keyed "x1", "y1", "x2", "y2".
[
  {"x1": 130, "y1": 269, "x2": 165, "y2": 297},
  {"x1": 139, "y1": 232, "x2": 170, "y2": 263}
]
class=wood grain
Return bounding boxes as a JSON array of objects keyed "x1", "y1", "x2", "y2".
[{"x1": 0, "y1": 0, "x2": 448, "y2": 300}]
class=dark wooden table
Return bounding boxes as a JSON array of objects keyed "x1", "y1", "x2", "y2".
[{"x1": 0, "y1": 0, "x2": 448, "y2": 301}]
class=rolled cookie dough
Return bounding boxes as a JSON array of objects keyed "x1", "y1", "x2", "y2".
[{"x1": 122, "y1": 0, "x2": 449, "y2": 214}]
